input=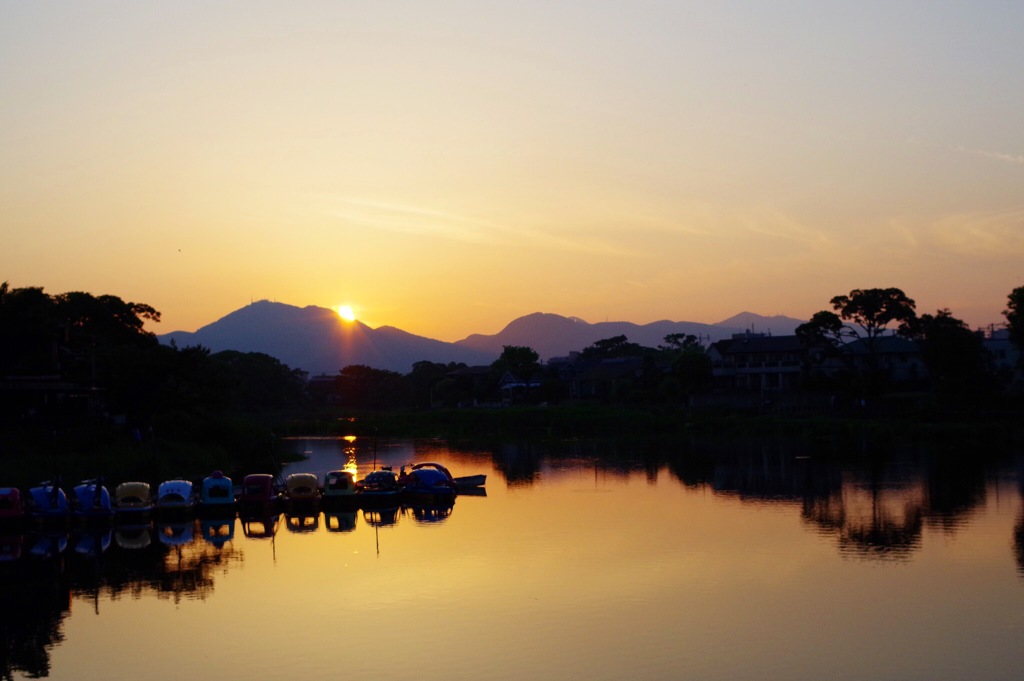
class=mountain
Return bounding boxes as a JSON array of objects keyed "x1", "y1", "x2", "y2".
[
  {"x1": 159, "y1": 301, "x2": 497, "y2": 375},
  {"x1": 453, "y1": 311, "x2": 807, "y2": 360},
  {"x1": 159, "y1": 303, "x2": 808, "y2": 375}
]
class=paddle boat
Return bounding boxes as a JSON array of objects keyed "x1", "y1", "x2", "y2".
[
  {"x1": 155, "y1": 479, "x2": 197, "y2": 518},
  {"x1": 198, "y1": 471, "x2": 236, "y2": 515},
  {"x1": 70, "y1": 479, "x2": 114, "y2": 525},
  {"x1": 400, "y1": 467, "x2": 457, "y2": 507},
  {"x1": 322, "y1": 470, "x2": 359, "y2": 509},
  {"x1": 283, "y1": 472, "x2": 321, "y2": 513},
  {"x1": 114, "y1": 482, "x2": 154, "y2": 520},
  {"x1": 238, "y1": 474, "x2": 281, "y2": 516},
  {"x1": 0, "y1": 487, "x2": 25, "y2": 526},
  {"x1": 408, "y1": 461, "x2": 487, "y2": 490},
  {"x1": 26, "y1": 479, "x2": 71, "y2": 526},
  {"x1": 356, "y1": 468, "x2": 401, "y2": 509}
]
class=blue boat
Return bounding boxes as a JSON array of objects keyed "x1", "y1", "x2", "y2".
[
  {"x1": 71, "y1": 479, "x2": 114, "y2": 524},
  {"x1": 401, "y1": 467, "x2": 457, "y2": 507},
  {"x1": 198, "y1": 471, "x2": 236, "y2": 516},
  {"x1": 26, "y1": 479, "x2": 71, "y2": 525}
]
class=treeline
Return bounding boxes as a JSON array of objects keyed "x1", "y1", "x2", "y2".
[
  {"x1": 308, "y1": 332, "x2": 713, "y2": 411},
  {"x1": 0, "y1": 283, "x2": 306, "y2": 472}
]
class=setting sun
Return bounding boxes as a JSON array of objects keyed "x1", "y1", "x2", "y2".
[{"x1": 336, "y1": 305, "x2": 356, "y2": 322}]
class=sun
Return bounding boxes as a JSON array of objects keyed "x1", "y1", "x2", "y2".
[{"x1": 336, "y1": 305, "x2": 356, "y2": 322}]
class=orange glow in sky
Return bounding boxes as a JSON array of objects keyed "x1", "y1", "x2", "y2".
[{"x1": 2, "y1": 2, "x2": 1022, "y2": 341}]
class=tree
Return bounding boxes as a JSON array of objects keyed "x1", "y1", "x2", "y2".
[
  {"x1": 798, "y1": 287, "x2": 917, "y2": 367},
  {"x1": 580, "y1": 335, "x2": 649, "y2": 360},
  {"x1": 902, "y1": 309, "x2": 991, "y2": 394},
  {"x1": 1005, "y1": 286, "x2": 1024, "y2": 361},
  {"x1": 659, "y1": 333, "x2": 710, "y2": 398},
  {"x1": 490, "y1": 345, "x2": 540, "y2": 381}
]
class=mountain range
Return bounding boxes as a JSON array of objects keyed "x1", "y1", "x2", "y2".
[{"x1": 158, "y1": 301, "x2": 806, "y2": 376}]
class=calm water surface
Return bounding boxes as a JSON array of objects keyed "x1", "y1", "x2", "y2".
[{"x1": 3, "y1": 436, "x2": 1024, "y2": 680}]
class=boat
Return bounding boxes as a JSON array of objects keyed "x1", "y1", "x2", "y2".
[
  {"x1": 198, "y1": 471, "x2": 236, "y2": 516},
  {"x1": 283, "y1": 472, "x2": 321, "y2": 513},
  {"x1": 356, "y1": 469, "x2": 401, "y2": 509},
  {"x1": 26, "y1": 479, "x2": 71, "y2": 525},
  {"x1": 155, "y1": 479, "x2": 197, "y2": 518},
  {"x1": 113, "y1": 482, "x2": 154, "y2": 520},
  {"x1": 238, "y1": 474, "x2": 281, "y2": 516},
  {"x1": 322, "y1": 470, "x2": 359, "y2": 509},
  {"x1": 0, "y1": 487, "x2": 25, "y2": 526},
  {"x1": 70, "y1": 479, "x2": 114, "y2": 524},
  {"x1": 401, "y1": 467, "x2": 457, "y2": 507},
  {"x1": 409, "y1": 461, "x2": 487, "y2": 490}
]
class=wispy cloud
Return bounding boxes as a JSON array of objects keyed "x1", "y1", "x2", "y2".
[
  {"x1": 929, "y1": 208, "x2": 1024, "y2": 258},
  {"x1": 907, "y1": 137, "x2": 1024, "y2": 166},
  {"x1": 313, "y1": 195, "x2": 632, "y2": 256}
]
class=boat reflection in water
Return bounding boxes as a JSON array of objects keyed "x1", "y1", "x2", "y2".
[
  {"x1": 201, "y1": 518, "x2": 235, "y2": 548},
  {"x1": 403, "y1": 503, "x2": 455, "y2": 524},
  {"x1": 114, "y1": 524, "x2": 152, "y2": 551},
  {"x1": 324, "y1": 510, "x2": 357, "y2": 532},
  {"x1": 285, "y1": 512, "x2": 319, "y2": 534},
  {"x1": 241, "y1": 513, "x2": 280, "y2": 540}
]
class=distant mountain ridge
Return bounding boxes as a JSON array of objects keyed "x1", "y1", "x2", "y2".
[
  {"x1": 159, "y1": 301, "x2": 497, "y2": 375},
  {"x1": 158, "y1": 301, "x2": 806, "y2": 375},
  {"x1": 453, "y1": 311, "x2": 806, "y2": 360}
]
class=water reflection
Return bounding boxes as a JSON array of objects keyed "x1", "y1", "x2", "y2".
[{"x1": 0, "y1": 436, "x2": 1022, "y2": 681}]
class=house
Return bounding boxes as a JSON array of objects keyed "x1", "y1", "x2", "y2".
[
  {"x1": 982, "y1": 327, "x2": 1023, "y2": 391},
  {"x1": 840, "y1": 335, "x2": 928, "y2": 386},
  {"x1": 707, "y1": 333, "x2": 809, "y2": 392}
]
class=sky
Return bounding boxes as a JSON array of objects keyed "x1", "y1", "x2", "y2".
[{"x1": 2, "y1": 1, "x2": 1023, "y2": 342}]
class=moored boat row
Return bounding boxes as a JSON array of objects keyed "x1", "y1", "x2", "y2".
[{"x1": 1, "y1": 463, "x2": 485, "y2": 528}]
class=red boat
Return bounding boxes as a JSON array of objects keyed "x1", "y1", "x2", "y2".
[{"x1": 238, "y1": 474, "x2": 281, "y2": 516}]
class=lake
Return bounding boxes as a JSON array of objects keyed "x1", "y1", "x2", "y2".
[{"x1": 2, "y1": 435, "x2": 1023, "y2": 681}]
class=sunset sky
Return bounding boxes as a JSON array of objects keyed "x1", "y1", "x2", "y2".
[{"x1": 3, "y1": 2, "x2": 1022, "y2": 341}]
